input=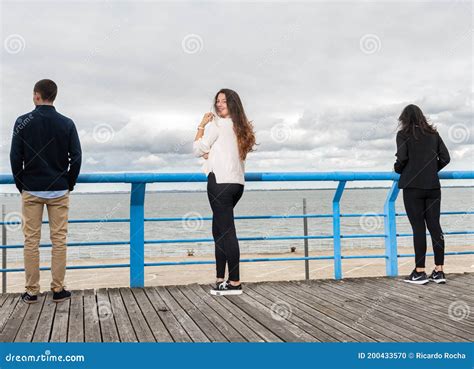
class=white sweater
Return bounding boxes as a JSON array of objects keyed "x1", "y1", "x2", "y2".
[{"x1": 193, "y1": 117, "x2": 245, "y2": 185}]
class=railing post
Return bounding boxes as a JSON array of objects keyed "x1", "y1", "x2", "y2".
[
  {"x1": 2, "y1": 204, "x2": 6, "y2": 293},
  {"x1": 303, "y1": 198, "x2": 309, "y2": 280},
  {"x1": 130, "y1": 182, "x2": 146, "y2": 288},
  {"x1": 384, "y1": 181, "x2": 400, "y2": 277},
  {"x1": 332, "y1": 181, "x2": 346, "y2": 280}
]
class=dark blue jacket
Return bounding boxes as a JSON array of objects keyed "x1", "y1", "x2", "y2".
[{"x1": 9, "y1": 105, "x2": 82, "y2": 192}]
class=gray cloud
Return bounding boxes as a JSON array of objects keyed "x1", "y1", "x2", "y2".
[{"x1": 0, "y1": 0, "x2": 472, "y2": 182}]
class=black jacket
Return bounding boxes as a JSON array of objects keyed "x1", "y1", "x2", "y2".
[
  {"x1": 394, "y1": 129, "x2": 450, "y2": 189},
  {"x1": 9, "y1": 105, "x2": 82, "y2": 193}
]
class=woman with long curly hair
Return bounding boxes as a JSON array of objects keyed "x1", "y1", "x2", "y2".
[
  {"x1": 193, "y1": 88, "x2": 256, "y2": 295},
  {"x1": 394, "y1": 104, "x2": 450, "y2": 285}
]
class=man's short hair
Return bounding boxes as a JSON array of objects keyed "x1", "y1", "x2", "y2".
[{"x1": 34, "y1": 79, "x2": 57, "y2": 102}]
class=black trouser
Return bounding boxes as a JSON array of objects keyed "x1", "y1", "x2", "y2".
[
  {"x1": 207, "y1": 172, "x2": 244, "y2": 281},
  {"x1": 403, "y1": 188, "x2": 445, "y2": 268}
]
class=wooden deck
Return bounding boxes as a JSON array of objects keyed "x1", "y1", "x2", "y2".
[{"x1": 0, "y1": 273, "x2": 472, "y2": 342}]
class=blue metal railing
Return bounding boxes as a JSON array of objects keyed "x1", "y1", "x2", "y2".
[{"x1": 0, "y1": 171, "x2": 473, "y2": 289}]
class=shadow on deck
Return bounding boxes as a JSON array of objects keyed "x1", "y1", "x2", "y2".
[{"x1": 0, "y1": 273, "x2": 472, "y2": 342}]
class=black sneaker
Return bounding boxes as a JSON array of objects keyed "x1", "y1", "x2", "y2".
[
  {"x1": 429, "y1": 270, "x2": 447, "y2": 284},
  {"x1": 210, "y1": 280, "x2": 243, "y2": 296},
  {"x1": 404, "y1": 269, "x2": 429, "y2": 285},
  {"x1": 214, "y1": 280, "x2": 225, "y2": 290},
  {"x1": 53, "y1": 289, "x2": 71, "y2": 303},
  {"x1": 21, "y1": 292, "x2": 38, "y2": 304}
]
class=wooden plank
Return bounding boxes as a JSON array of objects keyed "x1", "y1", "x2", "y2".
[
  {"x1": 32, "y1": 292, "x2": 56, "y2": 342},
  {"x1": 178, "y1": 285, "x2": 246, "y2": 342},
  {"x1": 83, "y1": 289, "x2": 101, "y2": 342},
  {"x1": 0, "y1": 293, "x2": 9, "y2": 307},
  {"x1": 308, "y1": 279, "x2": 435, "y2": 341},
  {"x1": 131, "y1": 288, "x2": 173, "y2": 342},
  {"x1": 168, "y1": 286, "x2": 227, "y2": 342},
  {"x1": 379, "y1": 277, "x2": 474, "y2": 306},
  {"x1": 30, "y1": 293, "x2": 52, "y2": 342},
  {"x1": 377, "y1": 276, "x2": 474, "y2": 306},
  {"x1": 449, "y1": 273, "x2": 474, "y2": 285},
  {"x1": 108, "y1": 288, "x2": 137, "y2": 342},
  {"x1": 334, "y1": 276, "x2": 472, "y2": 327},
  {"x1": 180, "y1": 285, "x2": 260, "y2": 342},
  {"x1": 312, "y1": 280, "x2": 449, "y2": 342},
  {"x1": 50, "y1": 298, "x2": 70, "y2": 342},
  {"x1": 249, "y1": 283, "x2": 345, "y2": 342},
  {"x1": 272, "y1": 284, "x2": 388, "y2": 342},
  {"x1": 363, "y1": 278, "x2": 474, "y2": 327},
  {"x1": 446, "y1": 280, "x2": 474, "y2": 292},
  {"x1": 195, "y1": 284, "x2": 282, "y2": 342},
  {"x1": 143, "y1": 287, "x2": 191, "y2": 342},
  {"x1": 422, "y1": 283, "x2": 474, "y2": 304},
  {"x1": 15, "y1": 294, "x2": 46, "y2": 342},
  {"x1": 154, "y1": 286, "x2": 209, "y2": 342},
  {"x1": 416, "y1": 277, "x2": 474, "y2": 303},
  {"x1": 244, "y1": 283, "x2": 323, "y2": 342},
  {"x1": 0, "y1": 295, "x2": 28, "y2": 342},
  {"x1": 97, "y1": 289, "x2": 119, "y2": 342},
  {"x1": 328, "y1": 278, "x2": 472, "y2": 341},
  {"x1": 0, "y1": 295, "x2": 20, "y2": 338},
  {"x1": 0, "y1": 274, "x2": 470, "y2": 343},
  {"x1": 358, "y1": 278, "x2": 474, "y2": 332},
  {"x1": 265, "y1": 281, "x2": 399, "y2": 342},
  {"x1": 223, "y1": 285, "x2": 315, "y2": 342},
  {"x1": 68, "y1": 290, "x2": 84, "y2": 342},
  {"x1": 256, "y1": 282, "x2": 373, "y2": 342},
  {"x1": 290, "y1": 280, "x2": 419, "y2": 342},
  {"x1": 120, "y1": 288, "x2": 155, "y2": 342},
  {"x1": 0, "y1": 295, "x2": 20, "y2": 328}
]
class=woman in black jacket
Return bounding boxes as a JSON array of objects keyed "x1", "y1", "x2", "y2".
[{"x1": 394, "y1": 104, "x2": 450, "y2": 285}]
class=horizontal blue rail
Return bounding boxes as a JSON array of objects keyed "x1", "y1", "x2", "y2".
[
  {"x1": 2, "y1": 230, "x2": 473, "y2": 250},
  {"x1": 1, "y1": 170, "x2": 473, "y2": 287},
  {"x1": 2, "y1": 210, "x2": 473, "y2": 226},
  {"x1": 1, "y1": 251, "x2": 472, "y2": 274},
  {"x1": 1, "y1": 170, "x2": 473, "y2": 185}
]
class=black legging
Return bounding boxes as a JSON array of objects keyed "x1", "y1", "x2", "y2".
[
  {"x1": 207, "y1": 172, "x2": 244, "y2": 281},
  {"x1": 403, "y1": 188, "x2": 445, "y2": 268}
]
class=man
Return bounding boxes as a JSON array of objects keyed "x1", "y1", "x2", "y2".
[{"x1": 10, "y1": 79, "x2": 82, "y2": 303}]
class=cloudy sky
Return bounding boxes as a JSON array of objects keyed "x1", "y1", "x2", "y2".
[{"x1": 0, "y1": 0, "x2": 472, "y2": 191}]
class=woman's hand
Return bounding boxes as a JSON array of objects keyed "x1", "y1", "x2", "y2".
[
  {"x1": 202, "y1": 153, "x2": 209, "y2": 159},
  {"x1": 199, "y1": 112, "x2": 214, "y2": 128},
  {"x1": 194, "y1": 112, "x2": 215, "y2": 144}
]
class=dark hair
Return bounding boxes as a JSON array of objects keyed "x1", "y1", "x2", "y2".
[
  {"x1": 34, "y1": 79, "x2": 57, "y2": 102},
  {"x1": 398, "y1": 104, "x2": 437, "y2": 139},
  {"x1": 214, "y1": 88, "x2": 256, "y2": 160}
]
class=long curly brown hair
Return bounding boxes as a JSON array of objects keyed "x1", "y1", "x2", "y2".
[
  {"x1": 214, "y1": 88, "x2": 256, "y2": 160},
  {"x1": 398, "y1": 104, "x2": 437, "y2": 139}
]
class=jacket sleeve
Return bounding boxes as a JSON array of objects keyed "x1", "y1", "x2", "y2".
[
  {"x1": 437, "y1": 133, "x2": 450, "y2": 171},
  {"x1": 9, "y1": 118, "x2": 24, "y2": 193},
  {"x1": 193, "y1": 122, "x2": 219, "y2": 157},
  {"x1": 394, "y1": 131, "x2": 408, "y2": 174},
  {"x1": 67, "y1": 121, "x2": 82, "y2": 191}
]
